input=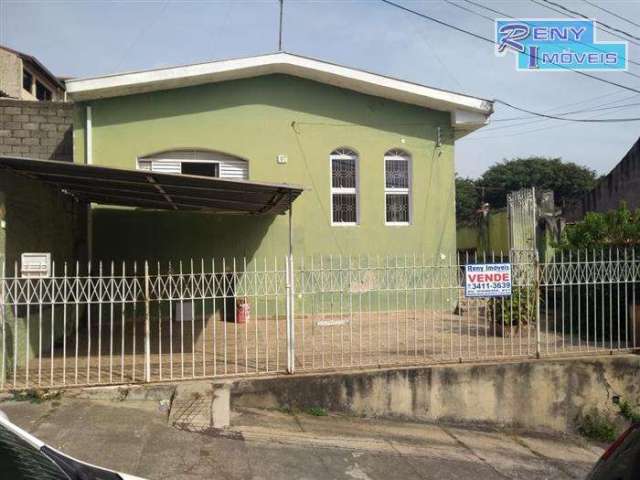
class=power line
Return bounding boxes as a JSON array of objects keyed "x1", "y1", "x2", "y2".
[
  {"x1": 492, "y1": 90, "x2": 633, "y2": 122},
  {"x1": 479, "y1": 98, "x2": 640, "y2": 133},
  {"x1": 495, "y1": 99, "x2": 640, "y2": 122},
  {"x1": 456, "y1": 0, "x2": 640, "y2": 71},
  {"x1": 530, "y1": 0, "x2": 640, "y2": 47},
  {"x1": 540, "y1": 0, "x2": 640, "y2": 42},
  {"x1": 581, "y1": 0, "x2": 640, "y2": 30},
  {"x1": 112, "y1": 0, "x2": 169, "y2": 72},
  {"x1": 379, "y1": 0, "x2": 640, "y2": 97},
  {"x1": 442, "y1": 0, "x2": 493, "y2": 22}
]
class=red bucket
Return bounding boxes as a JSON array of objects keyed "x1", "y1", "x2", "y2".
[{"x1": 236, "y1": 299, "x2": 250, "y2": 324}]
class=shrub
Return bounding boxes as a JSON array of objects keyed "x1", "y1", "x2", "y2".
[
  {"x1": 487, "y1": 286, "x2": 536, "y2": 334},
  {"x1": 578, "y1": 408, "x2": 618, "y2": 442}
]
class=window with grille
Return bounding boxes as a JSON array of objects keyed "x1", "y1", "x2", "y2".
[
  {"x1": 384, "y1": 149, "x2": 411, "y2": 224},
  {"x1": 330, "y1": 148, "x2": 358, "y2": 224}
]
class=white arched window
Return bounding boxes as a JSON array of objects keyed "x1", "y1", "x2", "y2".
[
  {"x1": 384, "y1": 149, "x2": 411, "y2": 224},
  {"x1": 137, "y1": 149, "x2": 248, "y2": 180},
  {"x1": 330, "y1": 148, "x2": 358, "y2": 225}
]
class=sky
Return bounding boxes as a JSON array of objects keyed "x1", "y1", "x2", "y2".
[{"x1": 1, "y1": 0, "x2": 640, "y2": 178}]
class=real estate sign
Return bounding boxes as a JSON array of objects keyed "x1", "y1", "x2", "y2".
[{"x1": 465, "y1": 263, "x2": 512, "y2": 298}]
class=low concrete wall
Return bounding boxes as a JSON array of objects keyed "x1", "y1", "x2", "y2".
[{"x1": 230, "y1": 355, "x2": 640, "y2": 432}]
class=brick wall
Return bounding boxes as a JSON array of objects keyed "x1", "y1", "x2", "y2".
[
  {"x1": 0, "y1": 99, "x2": 72, "y2": 161},
  {"x1": 567, "y1": 137, "x2": 640, "y2": 221}
]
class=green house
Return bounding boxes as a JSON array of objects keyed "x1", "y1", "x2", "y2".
[{"x1": 66, "y1": 53, "x2": 493, "y2": 264}]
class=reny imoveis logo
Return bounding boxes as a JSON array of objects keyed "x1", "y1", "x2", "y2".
[{"x1": 496, "y1": 19, "x2": 627, "y2": 71}]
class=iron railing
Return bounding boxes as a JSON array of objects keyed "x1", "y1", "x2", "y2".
[{"x1": 0, "y1": 249, "x2": 636, "y2": 390}]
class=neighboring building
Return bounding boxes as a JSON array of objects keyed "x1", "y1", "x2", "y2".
[
  {"x1": 569, "y1": 137, "x2": 640, "y2": 221},
  {"x1": 0, "y1": 44, "x2": 66, "y2": 102},
  {"x1": 0, "y1": 98, "x2": 83, "y2": 267},
  {"x1": 65, "y1": 52, "x2": 493, "y2": 263}
]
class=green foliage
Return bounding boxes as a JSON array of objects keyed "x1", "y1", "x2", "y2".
[
  {"x1": 578, "y1": 408, "x2": 618, "y2": 442},
  {"x1": 487, "y1": 286, "x2": 536, "y2": 330},
  {"x1": 618, "y1": 400, "x2": 640, "y2": 423},
  {"x1": 306, "y1": 406, "x2": 328, "y2": 417},
  {"x1": 477, "y1": 157, "x2": 597, "y2": 209},
  {"x1": 455, "y1": 175, "x2": 481, "y2": 224},
  {"x1": 558, "y1": 204, "x2": 640, "y2": 250}
]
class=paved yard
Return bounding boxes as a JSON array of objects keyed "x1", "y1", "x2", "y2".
[
  {"x1": 8, "y1": 306, "x2": 598, "y2": 390},
  {"x1": 0, "y1": 395, "x2": 603, "y2": 480}
]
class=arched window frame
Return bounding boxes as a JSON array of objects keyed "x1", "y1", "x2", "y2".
[
  {"x1": 330, "y1": 148, "x2": 359, "y2": 226},
  {"x1": 136, "y1": 149, "x2": 249, "y2": 180},
  {"x1": 384, "y1": 149, "x2": 411, "y2": 225}
]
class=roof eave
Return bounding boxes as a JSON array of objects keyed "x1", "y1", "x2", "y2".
[{"x1": 66, "y1": 53, "x2": 493, "y2": 116}]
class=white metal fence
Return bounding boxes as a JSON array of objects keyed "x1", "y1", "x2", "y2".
[{"x1": 0, "y1": 249, "x2": 637, "y2": 390}]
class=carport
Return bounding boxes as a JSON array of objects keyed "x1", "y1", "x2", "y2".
[{"x1": 0, "y1": 155, "x2": 303, "y2": 256}]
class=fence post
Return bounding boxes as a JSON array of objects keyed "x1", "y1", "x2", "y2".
[
  {"x1": 535, "y1": 250, "x2": 541, "y2": 359},
  {"x1": 285, "y1": 255, "x2": 295, "y2": 374},
  {"x1": 144, "y1": 261, "x2": 151, "y2": 382}
]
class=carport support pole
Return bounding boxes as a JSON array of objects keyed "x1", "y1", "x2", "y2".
[
  {"x1": 286, "y1": 198, "x2": 295, "y2": 374},
  {"x1": 144, "y1": 261, "x2": 151, "y2": 382}
]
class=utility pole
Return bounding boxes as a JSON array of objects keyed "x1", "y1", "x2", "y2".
[{"x1": 278, "y1": 0, "x2": 284, "y2": 51}]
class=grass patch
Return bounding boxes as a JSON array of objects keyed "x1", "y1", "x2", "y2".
[
  {"x1": 578, "y1": 408, "x2": 618, "y2": 442},
  {"x1": 10, "y1": 389, "x2": 62, "y2": 404},
  {"x1": 305, "y1": 406, "x2": 328, "y2": 417}
]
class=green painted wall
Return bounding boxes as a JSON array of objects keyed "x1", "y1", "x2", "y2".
[
  {"x1": 74, "y1": 74, "x2": 456, "y2": 264},
  {"x1": 456, "y1": 210, "x2": 510, "y2": 255}
]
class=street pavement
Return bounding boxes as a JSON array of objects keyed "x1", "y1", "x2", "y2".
[{"x1": 0, "y1": 396, "x2": 603, "y2": 480}]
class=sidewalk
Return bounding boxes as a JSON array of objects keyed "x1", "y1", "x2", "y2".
[{"x1": 0, "y1": 396, "x2": 603, "y2": 480}]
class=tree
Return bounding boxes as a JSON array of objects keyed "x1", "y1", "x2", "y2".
[
  {"x1": 455, "y1": 175, "x2": 480, "y2": 224},
  {"x1": 477, "y1": 157, "x2": 597, "y2": 209}
]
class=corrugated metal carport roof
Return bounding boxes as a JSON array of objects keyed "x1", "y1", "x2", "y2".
[{"x1": 0, "y1": 156, "x2": 303, "y2": 215}]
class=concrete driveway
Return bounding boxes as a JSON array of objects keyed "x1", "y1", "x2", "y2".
[{"x1": 0, "y1": 396, "x2": 602, "y2": 480}]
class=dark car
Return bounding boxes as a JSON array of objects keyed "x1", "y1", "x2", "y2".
[
  {"x1": 586, "y1": 423, "x2": 640, "y2": 480},
  {"x1": 0, "y1": 410, "x2": 146, "y2": 480}
]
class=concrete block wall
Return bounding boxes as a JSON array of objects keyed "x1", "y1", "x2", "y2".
[
  {"x1": 0, "y1": 99, "x2": 85, "y2": 373},
  {"x1": 0, "y1": 99, "x2": 73, "y2": 161}
]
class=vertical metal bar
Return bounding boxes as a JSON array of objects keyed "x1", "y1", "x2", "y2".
[
  {"x1": 609, "y1": 248, "x2": 613, "y2": 351},
  {"x1": 120, "y1": 261, "x2": 125, "y2": 382},
  {"x1": 0, "y1": 260, "x2": 5, "y2": 390},
  {"x1": 132, "y1": 261, "x2": 137, "y2": 381},
  {"x1": 37, "y1": 274, "x2": 42, "y2": 385},
  {"x1": 201, "y1": 258, "x2": 206, "y2": 376},
  {"x1": 144, "y1": 261, "x2": 151, "y2": 382},
  {"x1": 587, "y1": 249, "x2": 593, "y2": 352},
  {"x1": 50, "y1": 262, "x2": 55, "y2": 386},
  {"x1": 74, "y1": 261, "x2": 79, "y2": 385},
  {"x1": 169, "y1": 261, "x2": 174, "y2": 379},
  {"x1": 190, "y1": 259, "x2": 195, "y2": 377},
  {"x1": 233, "y1": 258, "x2": 238, "y2": 374},
  {"x1": 62, "y1": 262, "x2": 69, "y2": 385},
  {"x1": 13, "y1": 262, "x2": 17, "y2": 387},
  {"x1": 535, "y1": 250, "x2": 541, "y2": 359},
  {"x1": 242, "y1": 257, "x2": 248, "y2": 374},
  {"x1": 286, "y1": 255, "x2": 292, "y2": 374},
  {"x1": 179, "y1": 261, "x2": 184, "y2": 378},
  {"x1": 97, "y1": 261, "x2": 103, "y2": 382},
  {"x1": 212, "y1": 258, "x2": 217, "y2": 376},
  {"x1": 158, "y1": 261, "x2": 162, "y2": 380},
  {"x1": 222, "y1": 259, "x2": 228, "y2": 374},
  {"x1": 109, "y1": 261, "x2": 114, "y2": 383}
]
